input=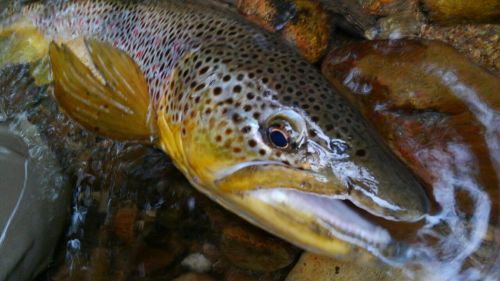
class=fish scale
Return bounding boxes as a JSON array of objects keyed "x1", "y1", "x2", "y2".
[
  {"x1": 24, "y1": 1, "x2": 363, "y2": 149},
  {"x1": 1, "y1": 0, "x2": 429, "y2": 259}
]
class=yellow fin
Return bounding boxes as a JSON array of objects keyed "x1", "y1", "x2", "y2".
[
  {"x1": 29, "y1": 56, "x2": 52, "y2": 85},
  {"x1": 49, "y1": 39, "x2": 157, "y2": 140},
  {"x1": 0, "y1": 21, "x2": 49, "y2": 67}
]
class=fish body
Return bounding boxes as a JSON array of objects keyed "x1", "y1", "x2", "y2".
[{"x1": 1, "y1": 0, "x2": 428, "y2": 259}]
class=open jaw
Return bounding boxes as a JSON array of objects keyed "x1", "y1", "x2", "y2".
[{"x1": 207, "y1": 161, "x2": 416, "y2": 260}]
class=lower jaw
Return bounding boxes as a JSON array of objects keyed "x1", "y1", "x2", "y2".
[{"x1": 205, "y1": 185, "x2": 404, "y2": 260}]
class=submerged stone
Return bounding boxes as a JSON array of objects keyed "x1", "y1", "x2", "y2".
[
  {"x1": 220, "y1": 224, "x2": 298, "y2": 272},
  {"x1": 420, "y1": 24, "x2": 500, "y2": 74},
  {"x1": 286, "y1": 252, "x2": 404, "y2": 281},
  {"x1": 281, "y1": 0, "x2": 330, "y2": 62},
  {"x1": 339, "y1": 0, "x2": 423, "y2": 39},
  {"x1": 322, "y1": 39, "x2": 499, "y2": 220},
  {"x1": 236, "y1": 0, "x2": 330, "y2": 62},
  {"x1": 172, "y1": 273, "x2": 216, "y2": 281},
  {"x1": 112, "y1": 205, "x2": 138, "y2": 244},
  {"x1": 421, "y1": 0, "x2": 500, "y2": 24}
]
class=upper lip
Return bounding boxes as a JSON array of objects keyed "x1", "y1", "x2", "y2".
[{"x1": 213, "y1": 160, "x2": 287, "y2": 182}]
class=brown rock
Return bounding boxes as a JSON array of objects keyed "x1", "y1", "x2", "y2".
[
  {"x1": 359, "y1": 0, "x2": 413, "y2": 17},
  {"x1": 322, "y1": 39, "x2": 499, "y2": 222},
  {"x1": 86, "y1": 248, "x2": 111, "y2": 281},
  {"x1": 285, "y1": 252, "x2": 404, "y2": 281},
  {"x1": 421, "y1": 0, "x2": 500, "y2": 24},
  {"x1": 323, "y1": 40, "x2": 498, "y2": 112},
  {"x1": 281, "y1": 0, "x2": 330, "y2": 62},
  {"x1": 172, "y1": 273, "x2": 216, "y2": 281},
  {"x1": 317, "y1": 0, "x2": 378, "y2": 38},
  {"x1": 236, "y1": 0, "x2": 287, "y2": 32},
  {"x1": 420, "y1": 24, "x2": 500, "y2": 74},
  {"x1": 113, "y1": 206, "x2": 138, "y2": 244},
  {"x1": 349, "y1": 0, "x2": 424, "y2": 39},
  {"x1": 136, "y1": 242, "x2": 184, "y2": 274},
  {"x1": 224, "y1": 269, "x2": 260, "y2": 281},
  {"x1": 220, "y1": 224, "x2": 298, "y2": 272},
  {"x1": 237, "y1": 0, "x2": 330, "y2": 62},
  {"x1": 52, "y1": 259, "x2": 86, "y2": 281}
]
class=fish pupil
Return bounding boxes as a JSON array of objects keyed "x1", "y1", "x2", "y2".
[{"x1": 269, "y1": 128, "x2": 289, "y2": 148}]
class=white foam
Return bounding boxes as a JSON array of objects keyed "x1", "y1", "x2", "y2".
[
  {"x1": 181, "y1": 253, "x2": 212, "y2": 273},
  {"x1": 408, "y1": 143, "x2": 491, "y2": 280}
]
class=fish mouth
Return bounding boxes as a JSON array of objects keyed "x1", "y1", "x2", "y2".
[{"x1": 211, "y1": 161, "x2": 415, "y2": 259}]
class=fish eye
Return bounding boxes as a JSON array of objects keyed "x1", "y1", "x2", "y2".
[
  {"x1": 268, "y1": 125, "x2": 290, "y2": 149},
  {"x1": 264, "y1": 110, "x2": 307, "y2": 150}
]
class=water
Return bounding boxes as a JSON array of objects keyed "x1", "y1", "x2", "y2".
[{"x1": 0, "y1": 1, "x2": 499, "y2": 280}]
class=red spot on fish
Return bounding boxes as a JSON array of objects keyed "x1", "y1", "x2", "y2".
[
  {"x1": 151, "y1": 64, "x2": 159, "y2": 73},
  {"x1": 172, "y1": 41, "x2": 181, "y2": 53},
  {"x1": 132, "y1": 27, "x2": 140, "y2": 37},
  {"x1": 113, "y1": 39, "x2": 120, "y2": 47},
  {"x1": 163, "y1": 74, "x2": 172, "y2": 83},
  {"x1": 136, "y1": 50, "x2": 145, "y2": 59},
  {"x1": 154, "y1": 37, "x2": 161, "y2": 47},
  {"x1": 77, "y1": 18, "x2": 84, "y2": 28}
]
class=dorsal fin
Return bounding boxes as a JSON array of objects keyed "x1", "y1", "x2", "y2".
[{"x1": 49, "y1": 39, "x2": 157, "y2": 141}]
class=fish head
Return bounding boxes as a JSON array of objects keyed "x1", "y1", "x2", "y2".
[{"x1": 156, "y1": 44, "x2": 429, "y2": 258}]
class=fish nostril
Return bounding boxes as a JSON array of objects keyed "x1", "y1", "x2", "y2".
[{"x1": 330, "y1": 139, "x2": 350, "y2": 155}]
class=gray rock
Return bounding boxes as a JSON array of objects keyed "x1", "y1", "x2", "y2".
[{"x1": 0, "y1": 117, "x2": 71, "y2": 281}]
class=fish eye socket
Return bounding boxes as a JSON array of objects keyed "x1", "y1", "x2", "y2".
[
  {"x1": 268, "y1": 126, "x2": 290, "y2": 149},
  {"x1": 264, "y1": 110, "x2": 307, "y2": 150}
]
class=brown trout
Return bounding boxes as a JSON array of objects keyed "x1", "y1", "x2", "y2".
[{"x1": 0, "y1": 0, "x2": 429, "y2": 258}]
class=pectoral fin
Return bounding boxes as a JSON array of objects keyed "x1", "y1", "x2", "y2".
[{"x1": 49, "y1": 39, "x2": 156, "y2": 141}]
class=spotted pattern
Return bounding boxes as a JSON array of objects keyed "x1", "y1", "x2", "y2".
[{"x1": 25, "y1": 0, "x2": 374, "y2": 168}]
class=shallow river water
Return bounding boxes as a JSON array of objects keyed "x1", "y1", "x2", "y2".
[{"x1": 0, "y1": 1, "x2": 499, "y2": 280}]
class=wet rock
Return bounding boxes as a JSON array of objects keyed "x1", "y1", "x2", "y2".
[
  {"x1": 281, "y1": 0, "x2": 330, "y2": 62},
  {"x1": 464, "y1": 225, "x2": 500, "y2": 273},
  {"x1": 220, "y1": 224, "x2": 298, "y2": 272},
  {"x1": 237, "y1": 0, "x2": 330, "y2": 62},
  {"x1": 236, "y1": 0, "x2": 289, "y2": 32},
  {"x1": 113, "y1": 205, "x2": 138, "y2": 244},
  {"x1": 285, "y1": 252, "x2": 404, "y2": 281},
  {"x1": 323, "y1": 40, "x2": 498, "y2": 111},
  {"x1": 322, "y1": 39, "x2": 499, "y2": 219},
  {"x1": 136, "y1": 242, "x2": 184, "y2": 275},
  {"x1": 358, "y1": 0, "x2": 408, "y2": 16},
  {"x1": 86, "y1": 248, "x2": 111, "y2": 281},
  {"x1": 52, "y1": 259, "x2": 86, "y2": 281},
  {"x1": 358, "y1": 0, "x2": 424, "y2": 39},
  {"x1": 317, "y1": 0, "x2": 377, "y2": 38},
  {"x1": 421, "y1": 0, "x2": 500, "y2": 24},
  {"x1": 181, "y1": 253, "x2": 213, "y2": 273},
  {"x1": 420, "y1": 24, "x2": 500, "y2": 74},
  {"x1": 172, "y1": 273, "x2": 216, "y2": 281}
]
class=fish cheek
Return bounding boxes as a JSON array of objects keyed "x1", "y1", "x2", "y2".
[{"x1": 179, "y1": 124, "x2": 242, "y2": 186}]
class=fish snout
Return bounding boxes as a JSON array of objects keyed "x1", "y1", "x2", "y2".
[{"x1": 330, "y1": 151, "x2": 430, "y2": 222}]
